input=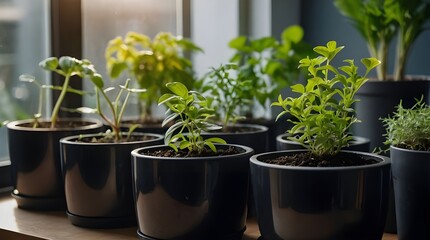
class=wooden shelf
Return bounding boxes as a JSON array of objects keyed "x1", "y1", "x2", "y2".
[{"x1": 0, "y1": 191, "x2": 397, "y2": 240}]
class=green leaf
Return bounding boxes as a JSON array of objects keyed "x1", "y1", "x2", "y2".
[
  {"x1": 228, "y1": 36, "x2": 248, "y2": 50},
  {"x1": 205, "y1": 137, "x2": 227, "y2": 144},
  {"x1": 59, "y1": 56, "x2": 78, "y2": 74},
  {"x1": 90, "y1": 74, "x2": 104, "y2": 89},
  {"x1": 282, "y1": 25, "x2": 304, "y2": 43},
  {"x1": 166, "y1": 82, "x2": 189, "y2": 99},
  {"x1": 39, "y1": 57, "x2": 58, "y2": 71},
  {"x1": 205, "y1": 141, "x2": 217, "y2": 152},
  {"x1": 291, "y1": 84, "x2": 305, "y2": 94},
  {"x1": 109, "y1": 62, "x2": 128, "y2": 78}
]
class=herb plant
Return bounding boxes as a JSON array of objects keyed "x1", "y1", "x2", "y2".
[
  {"x1": 229, "y1": 25, "x2": 313, "y2": 118},
  {"x1": 158, "y1": 82, "x2": 226, "y2": 154},
  {"x1": 75, "y1": 63, "x2": 146, "y2": 143},
  {"x1": 382, "y1": 98, "x2": 430, "y2": 151},
  {"x1": 21, "y1": 57, "x2": 93, "y2": 128},
  {"x1": 105, "y1": 32, "x2": 202, "y2": 123},
  {"x1": 200, "y1": 63, "x2": 253, "y2": 129},
  {"x1": 272, "y1": 41, "x2": 380, "y2": 157},
  {"x1": 334, "y1": 0, "x2": 430, "y2": 81}
]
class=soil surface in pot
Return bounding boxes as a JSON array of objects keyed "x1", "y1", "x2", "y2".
[
  {"x1": 264, "y1": 152, "x2": 378, "y2": 167},
  {"x1": 75, "y1": 134, "x2": 156, "y2": 143},
  {"x1": 144, "y1": 146, "x2": 242, "y2": 158},
  {"x1": 19, "y1": 121, "x2": 96, "y2": 128},
  {"x1": 213, "y1": 126, "x2": 260, "y2": 133}
]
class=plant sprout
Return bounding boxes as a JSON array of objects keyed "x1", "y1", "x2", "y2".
[
  {"x1": 159, "y1": 82, "x2": 226, "y2": 154},
  {"x1": 200, "y1": 63, "x2": 253, "y2": 129},
  {"x1": 272, "y1": 41, "x2": 381, "y2": 157}
]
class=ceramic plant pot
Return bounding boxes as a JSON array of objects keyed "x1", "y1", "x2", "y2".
[
  {"x1": 60, "y1": 132, "x2": 163, "y2": 228},
  {"x1": 390, "y1": 146, "x2": 430, "y2": 239},
  {"x1": 276, "y1": 134, "x2": 371, "y2": 152},
  {"x1": 250, "y1": 150, "x2": 391, "y2": 240},
  {"x1": 131, "y1": 144, "x2": 254, "y2": 240},
  {"x1": 7, "y1": 118, "x2": 103, "y2": 210}
]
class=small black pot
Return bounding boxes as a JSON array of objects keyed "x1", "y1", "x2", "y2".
[
  {"x1": 390, "y1": 146, "x2": 430, "y2": 239},
  {"x1": 60, "y1": 132, "x2": 163, "y2": 228},
  {"x1": 276, "y1": 134, "x2": 371, "y2": 152},
  {"x1": 250, "y1": 150, "x2": 391, "y2": 240},
  {"x1": 131, "y1": 144, "x2": 254, "y2": 240},
  {"x1": 7, "y1": 118, "x2": 103, "y2": 210}
]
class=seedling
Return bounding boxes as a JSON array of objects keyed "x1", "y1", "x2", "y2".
[
  {"x1": 75, "y1": 62, "x2": 146, "y2": 142},
  {"x1": 382, "y1": 97, "x2": 430, "y2": 151},
  {"x1": 158, "y1": 82, "x2": 226, "y2": 154},
  {"x1": 272, "y1": 41, "x2": 380, "y2": 157},
  {"x1": 200, "y1": 63, "x2": 252, "y2": 129},
  {"x1": 20, "y1": 56, "x2": 90, "y2": 128}
]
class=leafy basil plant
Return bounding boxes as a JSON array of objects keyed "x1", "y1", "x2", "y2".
[
  {"x1": 272, "y1": 41, "x2": 381, "y2": 158},
  {"x1": 158, "y1": 82, "x2": 226, "y2": 154}
]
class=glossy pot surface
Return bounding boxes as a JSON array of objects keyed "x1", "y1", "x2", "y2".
[
  {"x1": 391, "y1": 146, "x2": 430, "y2": 239},
  {"x1": 250, "y1": 150, "x2": 391, "y2": 240},
  {"x1": 132, "y1": 144, "x2": 254, "y2": 240},
  {"x1": 7, "y1": 118, "x2": 103, "y2": 210},
  {"x1": 60, "y1": 133, "x2": 163, "y2": 228}
]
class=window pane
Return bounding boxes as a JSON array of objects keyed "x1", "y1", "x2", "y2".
[{"x1": 0, "y1": 0, "x2": 50, "y2": 160}]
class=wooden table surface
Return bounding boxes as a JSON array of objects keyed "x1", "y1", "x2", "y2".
[{"x1": 0, "y1": 190, "x2": 398, "y2": 240}]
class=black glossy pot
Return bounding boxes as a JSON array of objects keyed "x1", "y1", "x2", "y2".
[
  {"x1": 202, "y1": 123, "x2": 268, "y2": 154},
  {"x1": 7, "y1": 118, "x2": 103, "y2": 210},
  {"x1": 60, "y1": 133, "x2": 163, "y2": 228},
  {"x1": 276, "y1": 134, "x2": 370, "y2": 152},
  {"x1": 250, "y1": 150, "x2": 391, "y2": 240},
  {"x1": 390, "y1": 146, "x2": 430, "y2": 239},
  {"x1": 353, "y1": 78, "x2": 430, "y2": 233},
  {"x1": 131, "y1": 144, "x2": 254, "y2": 240}
]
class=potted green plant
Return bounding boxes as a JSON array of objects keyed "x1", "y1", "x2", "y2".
[
  {"x1": 6, "y1": 57, "x2": 104, "y2": 210},
  {"x1": 131, "y1": 82, "x2": 254, "y2": 239},
  {"x1": 228, "y1": 25, "x2": 314, "y2": 151},
  {"x1": 250, "y1": 41, "x2": 391, "y2": 240},
  {"x1": 200, "y1": 63, "x2": 269, "y2": 154},
  {"x1": 381, "y1": 98, "x2": 430, "y2": 239},
  {"x1": 59, "y1": 64, "x2": 163, "y2": 228},
  {"x1": 334, "y1": 1, "x2": 430, "y2": 232},
  {"x1": 334, "y1": 0, "x2": 430, "y2": 151},
  {"x1": 105, "y1": 31, "x2": 202, "y2": 133}
]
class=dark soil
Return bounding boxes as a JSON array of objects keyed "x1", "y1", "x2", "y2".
[
  {"x1": 214, "y1": 125, "x2": 260, "y2": 133},
  {"x1": 19, "y1": 120, "x2": 96, "y2": 128},
  {"x1": 264, "y1": 152, "x2": 378, "y2": 167},
  {"x1": 77, "y1": 134, "x2": 156, "y2": 143},
  {"x1": 145, "y1": 146, "x2": 242, "y2": 158}
]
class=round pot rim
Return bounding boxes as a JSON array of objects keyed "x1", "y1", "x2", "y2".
[
  {"x1": 132, "y1": 144, "x2": 254, "y2": 161},
  {"x1": 250, "y1": 149, "x2": 390, "y2": 171},
  {"x1": 390, "y1": 145, "x2": 430, "y2": 154},
  {"x1": 202, "y1": 123, "x2": 268, "y2": 136},
  {"x1": 276, "y1": 133, "x2": 370, "y2": 146},
  {"x1": 60, "y1": 132, "x2": 164, "y2": 146},
  {"x1": 6, "y1": 118, "x2": 103, "y2": 132}
]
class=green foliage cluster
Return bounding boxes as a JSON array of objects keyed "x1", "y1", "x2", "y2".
[
  {"x1": 382, "y1": 98, "x2": 430, "y2": 151},
  {"x1": 200, "y1": 63, "x2": 253, "y2": 129},
  {"x1": 229, "y1": 25, "x2": 314, "y2": 118},
  {"x1": 159, "y1": 82, "x2": 226, "y2": 154},
  {"x1": 334, "y1": 0, "x2": 430, "y2": 81},
  {"x1": 105, "y1": 32, "x2": 202, "y2": 123},
  {"x1": 272, "y1": 41, "x2": 380, "y2": 157}
]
